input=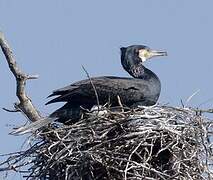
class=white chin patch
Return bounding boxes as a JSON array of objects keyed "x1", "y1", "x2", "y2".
[{"x1": 141, "y1": 57, "x2": 147, "y2": 62}]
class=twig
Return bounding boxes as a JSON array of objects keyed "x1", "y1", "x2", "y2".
[
  {"x1": 117, "y1": 95, "x2": 124, "y2": 112},
  {"x1": 0, "y1": 32, "x2": 41, "y2": 122},
  {"x1": 180, "y1": 99, "x2": 184, "y2": 108},
  {"x1": 186, "y1": 89, "x2": 200, "y2": 105},
  {"x1": 124, "y1": 141, "x2": 143, "y2": 180},
  {"x1": 2, "y1": 107, "x2": 20, "y2": 113},
  {"x1": 82, "y1": 65, "x2": 100, "y2": 111},
  {"x1": 197, "y1": 108, "x2": 213, "y2": 114}
]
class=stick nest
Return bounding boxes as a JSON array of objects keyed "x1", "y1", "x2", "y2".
[{"x1": 1, "y1": 105, "x2": 213, "y2": 180}]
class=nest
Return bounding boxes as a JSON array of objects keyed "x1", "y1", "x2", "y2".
[{"x1": 1, "y1": 105, "x2": 213, "y2": 179}]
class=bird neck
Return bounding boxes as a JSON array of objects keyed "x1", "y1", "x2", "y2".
[{"x1": 129, "y1": 64, "x2": 157, "y2": 80}]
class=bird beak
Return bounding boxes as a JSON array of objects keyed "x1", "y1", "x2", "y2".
[
  {"x1": 139, "y1": 49, "x2": 167, "y2": 62},
  {"x1": 149, "y1": 50, "x2": 167, "y2": 58}
]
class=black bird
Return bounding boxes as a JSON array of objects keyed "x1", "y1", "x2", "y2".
[{"x1": 46, "y1": 45, "x2": 167, "y2": 124}]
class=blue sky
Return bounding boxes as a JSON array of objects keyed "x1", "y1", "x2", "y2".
[{"x1": 0, "y1": 0, "x2": 213, "y2": 178}]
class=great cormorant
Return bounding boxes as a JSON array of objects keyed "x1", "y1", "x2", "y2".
[{"x1": 46, "y1": 45, "x2": 167, "y2": 123}]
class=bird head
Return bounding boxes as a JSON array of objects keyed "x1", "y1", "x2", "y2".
[{"x1": 120, "y1": 45, "x2": 167, "y2": 74}]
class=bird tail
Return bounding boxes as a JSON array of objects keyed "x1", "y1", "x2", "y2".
[{"x1": 10, "y1": 117, "x2": 57, "y2": 135}]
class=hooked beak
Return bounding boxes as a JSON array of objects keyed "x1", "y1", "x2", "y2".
[{"x1": 149, "y1": 50, "x2": 167, "y2": 58}]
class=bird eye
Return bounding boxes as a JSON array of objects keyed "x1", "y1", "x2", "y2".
[{"x1": 134, "y1": 49, "x2": 139, "y2": 56}]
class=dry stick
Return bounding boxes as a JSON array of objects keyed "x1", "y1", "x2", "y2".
[
  {"x1": 82, "y1": 65, "x2": 100, "y2": 111},
  {"x1": 124, "y1": 141, "x2": 143, "y2": 180},
  {"x1": 2, "y1": 107, "x2": 20, "y2": 113},
  {"x1": 0, "y1": 32, "x2": 41, "y2": 122},
  {"x1": 117, "y1": 95, "x2": 124, "y2": 112}
]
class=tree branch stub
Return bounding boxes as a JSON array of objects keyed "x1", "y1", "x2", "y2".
[{"x1": 0, "y1": 32, "x2": 41, "y2": 122}]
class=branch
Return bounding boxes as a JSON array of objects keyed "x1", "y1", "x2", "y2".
[
  {"x1": 82, "y1": 65, "x2": 100, "y2": 109},
  {"x1": 0, "y1": 32, "x2": 42, "y2": 122},
  {"x1": 2, "y1": 107, "x2": 20, "y2": 113}
]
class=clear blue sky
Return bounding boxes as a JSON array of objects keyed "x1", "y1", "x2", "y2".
[{"x1": 0, "y1": 0, "x2": 213, "y2": 178}]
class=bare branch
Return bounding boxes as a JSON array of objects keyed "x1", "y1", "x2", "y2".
[{"x1": 0, "y1": 31, "x2": 41, "y2": 122}]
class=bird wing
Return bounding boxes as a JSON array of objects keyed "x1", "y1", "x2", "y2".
[{"x1": 46, "y1": 76, "x2": 152, "y2": 106}]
